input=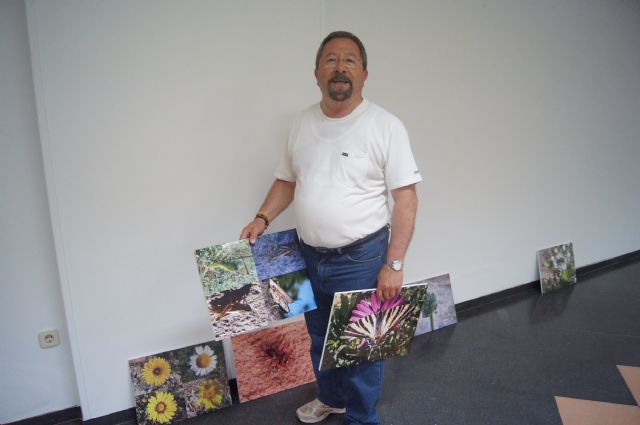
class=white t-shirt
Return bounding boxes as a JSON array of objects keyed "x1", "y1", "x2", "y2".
[{"x1": 275, "y1": 99, "x2": 422, "y2": 248}]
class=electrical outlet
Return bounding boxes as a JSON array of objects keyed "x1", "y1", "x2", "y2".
[{"x1": 38, "y1": 329, "x2": 60, "y2": 349}]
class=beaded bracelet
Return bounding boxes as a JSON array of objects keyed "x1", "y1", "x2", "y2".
[{"x1": 255, "y1": 212, "x2": 271, "y2": 229}]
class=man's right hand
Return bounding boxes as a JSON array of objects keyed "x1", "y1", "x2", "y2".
[{"x1": 239, "y1": 218, "x2": 267, "y2": 245}]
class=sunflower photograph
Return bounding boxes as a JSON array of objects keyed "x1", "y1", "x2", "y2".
[
  {"x1": 141, "y1": 357, "x2": 172, "y2": 387},
  {"x1": 183, "y1": 378, "x2": 231, "y2": 417},
  {"x1": 129, "y1": 340, "x2": 231, "y2": 424},
  {"x1": 146, "y1": 391, "x2": 178, "y2": 424}
]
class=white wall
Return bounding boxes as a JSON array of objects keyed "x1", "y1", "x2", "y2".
[
  {"x1": 323, "y1": 0, "x2": 640, "y2": 293},
  {"x1": 0, "y1": 1, "x2": 79, "y2": 422},
  {"x1": 18, "y1": 0, "x2": 640, "y2": 420}
]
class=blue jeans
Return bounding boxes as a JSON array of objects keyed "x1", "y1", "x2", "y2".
[{"x1": 300, "y1": 226, "x2": 389, "y2": 425}]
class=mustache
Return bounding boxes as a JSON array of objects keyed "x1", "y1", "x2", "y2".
[{"x1": 329, "y1": 74, "x2": 352, "y2": 84}]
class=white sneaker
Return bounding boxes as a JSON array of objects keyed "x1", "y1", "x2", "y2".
[{"x1": 296, "y1": 398, "x2": 346, "y2": 423}]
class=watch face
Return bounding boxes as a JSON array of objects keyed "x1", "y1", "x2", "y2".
[{"x1": 389, "y1": 260, "x2": 403, "y2": 271}]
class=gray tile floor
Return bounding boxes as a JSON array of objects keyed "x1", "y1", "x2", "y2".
[{"x1": 66, "y1": 259, "x2": 640, "y2": 425}]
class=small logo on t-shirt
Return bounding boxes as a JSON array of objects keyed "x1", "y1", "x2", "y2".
[{"x1": 341, "y1": 152, "x2": 349, "y2": 157}]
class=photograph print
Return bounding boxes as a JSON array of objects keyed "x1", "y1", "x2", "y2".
[
  {"x1": 231, "y1": 320, "x2": 315, "y2": 403},
  {"x1": 414, "y1": 274, "x2": 457, "y2": 336},
  {"x1": 195, "y1": 240, "x2": 270, "y2": 340},
  {"x1": 195, "y1": 239, "x2": 259, "y2": 296},
  {"x1": 261, "y1": 269, "x2": 317, "y2": 321},
  {"x1": 319, "y1": 283, "x2": 427, "y2": 371},
  {"x1": 128, "y1": 340, "x2": 231, "y2": 425},
  {"x1": 250, "y1": 228, "x2": 306, "y2": 281},
  {"x1": 537, "y1": 242, "x2": 577, "y2": 294}
]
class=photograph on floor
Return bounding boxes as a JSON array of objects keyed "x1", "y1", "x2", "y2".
[
  {"x1": 319, "y1": 283, "x2": 428, "y2": 371},
  {"x1": 251, "y1": 229, "x2": 306, "y2": 281},
  {"x1": 128, "y1": 340, "x2": 231, "y2": 424},
  {"x1": 232, "y1": 320, "x2": 315, "y2": 403},
  {"x1": 537, "y1": 242, "x2": 577, "y2": 294},
  {"x1": 414, "y1": 274, "x2": 457, "y2": 336}
]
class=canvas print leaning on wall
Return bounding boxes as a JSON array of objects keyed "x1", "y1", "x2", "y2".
[
  {"x1": 232, "y1": 320, "x2": 315, "y2": 403},
  {"x1": 128, "y1": 340, "x2": 231, "y2": 425},
  {"x1": 414, "y1": 274, "x2": 457, "y2": 336},
  {"x1": 537, "y1": 242, "x2": 577, "y2": 294}
]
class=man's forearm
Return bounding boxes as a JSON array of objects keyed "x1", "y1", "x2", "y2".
[
  {"x1": 376, "y1": 184, "x2": 418, "y2": 300},
  {"x1": 240, "y1": 179, "x2": 296, "y2": 242},
  {"x1": 257, "y1": 179, "x2": 296, "y2": 223},
  {"x1": 387, "y1": 184, "x2": 418, "y2": 262}
]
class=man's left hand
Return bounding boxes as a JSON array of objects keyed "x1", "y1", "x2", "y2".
[{"x1": 376, "y1": 265, "x2": 403, "y2": 301}]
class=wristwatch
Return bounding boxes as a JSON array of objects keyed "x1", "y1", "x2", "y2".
[{"x1": 387, "y1": 259, "x2": 404, "y2": 271}]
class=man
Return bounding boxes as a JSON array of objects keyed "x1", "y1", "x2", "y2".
[{"x1": 240, "y1": 31, "x2": 421, "y2": 425}]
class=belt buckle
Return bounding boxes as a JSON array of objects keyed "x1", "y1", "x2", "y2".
[{"x1": 315, "y1": 246, "x2": 342, "y2": 255}]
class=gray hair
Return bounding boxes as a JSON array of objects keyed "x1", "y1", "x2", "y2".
[{"x1": 315, "y1": 31, "x2": 368, "y2": 70}]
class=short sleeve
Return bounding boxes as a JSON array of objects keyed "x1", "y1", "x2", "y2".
[
  {"x1": 384, "y1": 120, "x2": 422, "y2": 190},
  {"x1": 274, "y1": 124, "x2": 297, "y2": 182}
]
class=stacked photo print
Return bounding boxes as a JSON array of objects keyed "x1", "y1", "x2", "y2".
[{"x1": 194, "y1": 229, "x2": 316, "y2": 340}]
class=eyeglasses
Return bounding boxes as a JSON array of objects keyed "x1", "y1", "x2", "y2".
[{"x1": 320, "y1": 55, "x2": 362, "y2": 69}]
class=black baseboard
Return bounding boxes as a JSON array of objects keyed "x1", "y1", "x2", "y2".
[
  {"x1": 82, "y1": 408, "x2": 135, "y2": 425},
  {"x1": 455, "y1": 248, "x2": 640, "y2": 314},
  {"x1": 575, "y1": 248, "x2": 640, "y2": 277},
  {"x1": 12, "y1": 249, "x2": 639, "y2": 424},
  {"x1": 6, "y1": 406, "x2": 82, "y2": 425}
]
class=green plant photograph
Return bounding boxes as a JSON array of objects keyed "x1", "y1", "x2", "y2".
[
  {"x1": 537, "y1": 242, "x2": 576, "y2": 294},
  {"x1": 195, "y1": 240, "x2": 259, "y2": 296}
]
